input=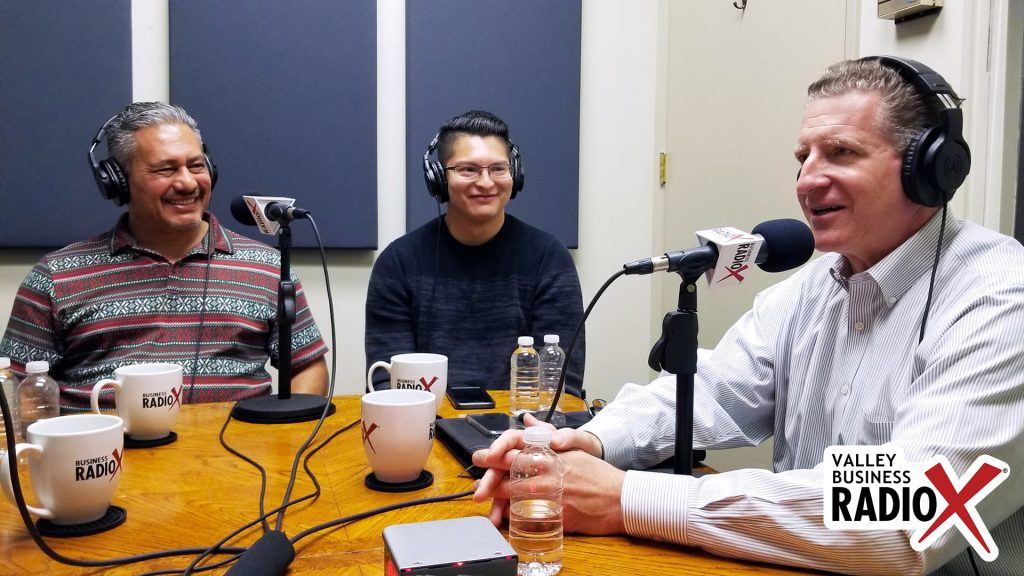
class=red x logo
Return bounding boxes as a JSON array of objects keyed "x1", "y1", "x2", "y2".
[
  {"x1": 362, "y1": 421, "x2": 379, "y2": 454},
  {"x1": 109, "y1": 448, "x2": 123, "y2": 482},
  {"x1": 169, "y1": 386, "x2": 181, "y2": 410},
  {"x1": 716, "y1": 264, "x2": 749, "y2": 283},
  {"x1": 916, "y1": 459, "x2": 1006, "y2": 556},
  {"x1": 419, "y1": 376, "x2": 438, "y2": 392}
]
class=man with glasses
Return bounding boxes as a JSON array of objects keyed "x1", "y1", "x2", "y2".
[{"x1": 365, "y1": 110, "x2": 585, "y2": 394}]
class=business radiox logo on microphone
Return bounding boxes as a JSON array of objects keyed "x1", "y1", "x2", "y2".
[{"x1": 824, "y1": 445, "x2": 1009, "y2": 561}]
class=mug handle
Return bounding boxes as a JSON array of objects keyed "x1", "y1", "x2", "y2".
[
  {"x1": 0, "y1": 443, "x2": 54, "y2": 519},
  {"x1": 90, "y1": 379, "x2": 122, "y2": 418},
  {"x1": 366, "y1": 361, "x2": 391, "y2": 394}
]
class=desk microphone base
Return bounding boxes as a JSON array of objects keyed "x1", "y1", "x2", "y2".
[{"x1": 231, "y1": 394, "x2": 336, "y2": 424}]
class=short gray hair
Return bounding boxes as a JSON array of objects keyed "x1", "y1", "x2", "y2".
[
  {"x1": 106, "y1": 102, "x2": 202, "y2": 171},
  {"x1": 806, "y1": 58, "x2": 938, "y2": 153}
]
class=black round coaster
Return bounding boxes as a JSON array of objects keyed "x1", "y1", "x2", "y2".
[
  {"x1": 37, "y1": 505, "x2": 127, "y2": 538},
  {"x1": 365, "y1": 470, "x2": 434, "y2": 493},
  {"x1": 124, "y1": 431, "x2": 177, "y2": 449}
]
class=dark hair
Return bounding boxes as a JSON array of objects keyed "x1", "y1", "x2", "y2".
[
  {"x1": 107, "y1": 102, "x2": 201, "y2": 173},
  {"x1": 806, "y1": 57, "x2": 939, "y2": 153},
  {"x1": 436, "y1": 110, "x2": 511, "y2": 165}
]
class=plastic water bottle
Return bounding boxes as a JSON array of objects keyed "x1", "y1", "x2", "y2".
[
  {"x1": 17, "y1": 361, "x2": 59, "y2": 441},
  {"x1": 510, "y1": 336, "x2": 539, "y2": 416},
  {"x1": 538, "y1": 335, "x2": 566, "y2": 419},
  {"x1": 509, "y1": 426, "x2": 563, "y2": 576},
  {"x1": 0, "y1": 358, "x2": 20, "y2": 454}
]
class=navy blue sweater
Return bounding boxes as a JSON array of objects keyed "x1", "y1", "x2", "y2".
[{"x1": 365, "y1": 215, "x2": 585, "y2": 394}]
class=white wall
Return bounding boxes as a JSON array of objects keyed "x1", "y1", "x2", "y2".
[
  {"x1": 859, "y1": 0, "x2": 1021, "y2": 235},
  {"x1": 0, "y1": 0, "x2": 661, "y2": 401}
]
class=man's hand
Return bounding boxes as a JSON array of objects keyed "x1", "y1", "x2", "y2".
[{"x1": 471, "y1": 414, "x2": 626, "y2": 535}]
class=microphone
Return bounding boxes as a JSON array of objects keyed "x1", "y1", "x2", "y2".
[
  {"x1": 231, "y1": 195, "x2": 310, "y2": 235},
  {"x1": 624, "y1": 218, "x2": 814, "y2": 279}
]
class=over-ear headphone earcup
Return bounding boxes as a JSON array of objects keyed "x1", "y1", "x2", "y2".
[
  {"x1": 901, "y1": 129, "x2": 929, "y2": 207},
  {"x1": 101, "y1": 158, "x2": 131, "y2": 206},
  {"x1": 203, "y1": 145, "x2": 218, "y2": 190},
  {"x1": 902, "y1": 127, "x2": 969, "y2": 208},
  {"x1": 429, "y1": 159, "x2": 448, "y2": 203},
  {"x1": 922, "y1": 136, "x2": 969, "y2": 206},
  {"x1": 422, "y1": 135, "x2": 448, "y2": 203},
  {"x1": 509, "y1": 143, "x2": 525, "y2": 199}
]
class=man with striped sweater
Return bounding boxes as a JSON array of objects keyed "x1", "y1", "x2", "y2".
[{"x1": 0, "y1": 102, "x2": 328, "y2": 409}]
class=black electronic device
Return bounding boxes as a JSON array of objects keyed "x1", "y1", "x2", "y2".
[
  {"x1": 466, "y1": 410, "x2": 593, "y2": 438},
  {"x1": 465, "y1": 412, "x2": 515, "y2": 438},
  {"x1": 876, "y1": 56, "x2": 971, "y2": 207},
  {"x1": 447, "y1": 386, "x2": 496, "y2": 410},
  {"x1": 422, "y1": 130, "x2": 524, "y2": 203},
  {"x1": 88, "y1": 109, "x2": 218, "y2": 206},
  {"x1": 383, "y1": 516, "x2": 517, "y2": 576}
]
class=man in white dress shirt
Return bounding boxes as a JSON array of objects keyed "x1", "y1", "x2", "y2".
[{"x1": 473, "y1": 57, "x2": 1024, "y2": 575}]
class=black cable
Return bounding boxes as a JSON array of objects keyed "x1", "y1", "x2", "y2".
[
  {"x1": 424, "y1": 199, "x2": 444, "y2": 356},
  {"x1": 289, "y1": 489, "x2": 474, "y2": 545},
  {"x1": 541, "y1": 268, "x2": 626, "y2": 423},
  {"x1": 968, "y1": 547, "x2": 982, "y2": 576},
  {"x1": 186, "y1": 218, "x2": 214, "y2": 404},
  {"x1": 914, "y1": 205, "x2": 980, "y2": 576},
  {"x1": 270, "y1": 214, "x2": 338, "y2": 533},
  {"x1": 0, "y1": 384, "x2": 245, "y2": 568},
  {"x1": 216, "y1": 407, "x2": 272, "y2": 533},
  {"x1": 173, "y1": 417, "x2": 360, "y2": 576},
  {"x1": 918, "y1": 202, "x2": 948, "y2": 344},
  {"x1": 175, "y1": 213, "x2": 342, "y2": 575}
]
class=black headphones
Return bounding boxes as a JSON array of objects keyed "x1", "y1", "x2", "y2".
[
  {"x1": 422, "y1": 131, "x2": 525, "y2": 203},
  {"x1": 88, "y1": 113, "x2": 218, "y2": 206},
  {"x1": 876, "y1": 56, "x2": 971, "y2": 207}
]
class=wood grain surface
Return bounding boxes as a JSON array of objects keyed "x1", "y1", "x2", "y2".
[{"x1": 1, "y1": 393, "x2": 819, "y2": 575}]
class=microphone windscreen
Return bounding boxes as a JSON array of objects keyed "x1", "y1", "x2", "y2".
[
  {"x1": 224, "y1": 530, "x2": 294, "y2": 576},
  {"x1": 751, "y1": 218, "x2": 815, "y2": 273},
  {"x1": 230, "y1": 195, "x2": 257, "y2": 226}
]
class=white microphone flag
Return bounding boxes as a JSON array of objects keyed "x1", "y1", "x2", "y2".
[
  {"x1": 695, "y1": 227, "x2": 764, "y2": 287},
  {"x1": 243, "y1": 195, "x2": 296, "y2": 236}
]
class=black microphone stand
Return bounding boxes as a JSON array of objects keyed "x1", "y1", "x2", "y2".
[
  {"x1": 647, "y1": 272, "x2": 701, "y2": 476},
  {"x1": 232, "y1": 222, "x2": 335, "y2": 424}
]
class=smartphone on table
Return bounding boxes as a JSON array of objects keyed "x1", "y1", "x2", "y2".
[{"x1": 446, "y1": 386, "x2": 496, "y2": 410}]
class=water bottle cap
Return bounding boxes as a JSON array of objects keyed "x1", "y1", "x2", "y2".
[
  {"x1": 0, "y1": 357, "x2": 9, "y2": 369},
  {"x1": 543, "y1": 334, "x2": 560, "y2": 344},
  {"x1": 524, "y1": 426, "x2": 552, "y2": 444},
  {"x1": 25, "y1": 361, "x2": 49, "y2": 374},
  {"x1": 518, "y1": 336, "x2": 534, "y2": 347}
]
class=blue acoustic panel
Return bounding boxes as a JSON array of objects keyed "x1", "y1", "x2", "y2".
[
  {"x1": 170, "y1": 0, "x2": 377, "y2": 249},
  {"x1": 0, "y1": 1, "x2": 132, "y2": 248},
  {"x1": 407, "y1": 0, "x2": 582, "y2": 248}
]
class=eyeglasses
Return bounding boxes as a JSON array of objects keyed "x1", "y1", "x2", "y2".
[{"x1": 445, "y1": 164, "x2": 512, "y2": 181}]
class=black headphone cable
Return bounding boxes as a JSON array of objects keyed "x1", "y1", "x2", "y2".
[{"x1": 186, "y1": 216, "x2": 214, "y2": 404}]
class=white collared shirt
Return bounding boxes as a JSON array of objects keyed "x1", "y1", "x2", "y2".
[{"x1": 582, "y1": 211, "x2": 1024, "y2": 575}]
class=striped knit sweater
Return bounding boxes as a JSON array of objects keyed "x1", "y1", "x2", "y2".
[{"x1": 0, "y1": 213, "x2": 327, "y2": 410}]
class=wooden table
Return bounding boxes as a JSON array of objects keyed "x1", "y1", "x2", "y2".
[{"x1": 1, "y1": 393, "x2": 817, "y2": 575}]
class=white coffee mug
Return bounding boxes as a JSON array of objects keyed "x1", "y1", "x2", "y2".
[
  {"x1": 366, "y1": 353, "x2": 448, "y2": 410},
  {"x1": 0, "y1": 414, "x2": 125, "y2": 525},
  {"x1": 360, "y1": 389, "x2": 436, "y2": 484},
  {"x1": 90, "y1": 363, "x2": 183, "y2": 440}
]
